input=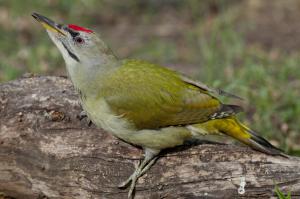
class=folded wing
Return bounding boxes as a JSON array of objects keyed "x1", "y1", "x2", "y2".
[{"x1": 101, "y1": 60, "x2": 242, "y2": 129}]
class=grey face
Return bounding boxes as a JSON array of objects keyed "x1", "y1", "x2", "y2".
[
  {"x1": 60, "y1": 26, "x2": 83, "y2": 62},
  {"x1": 33, "y1": 12, "x2": 117, "y2": 70},
  {"x1": 32, "y1": 13, "x2": 97, "y2": 63}
]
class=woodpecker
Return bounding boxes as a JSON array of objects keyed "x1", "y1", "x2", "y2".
[{"x1": 32, "y1": 13, "x2": 286, "y2": 199}]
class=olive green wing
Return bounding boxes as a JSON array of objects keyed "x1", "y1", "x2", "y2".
[{"x1": 101, "y1": 60, "x2": 241, "y2": 129}]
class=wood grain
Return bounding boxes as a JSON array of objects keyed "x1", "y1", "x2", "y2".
[{"x1": 0, "y1": 76, "x2": 299, "y2": 199}]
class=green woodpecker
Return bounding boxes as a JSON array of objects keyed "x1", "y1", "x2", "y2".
[{"x1": 32, "y1": 13, "x2": 285, "y2": 198}]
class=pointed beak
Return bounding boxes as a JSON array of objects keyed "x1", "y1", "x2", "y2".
[{"x1": 32, "y1": 12, "x2": 66, "y2": 36}]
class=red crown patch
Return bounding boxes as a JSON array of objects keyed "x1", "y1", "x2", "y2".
[{"x1": 68, "y1": 24, "x2": 93, "y2": 33}]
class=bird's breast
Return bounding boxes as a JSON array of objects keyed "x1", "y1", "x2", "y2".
[{"x1": 81, "y1": 97, "x2": 134, "y2": 140}]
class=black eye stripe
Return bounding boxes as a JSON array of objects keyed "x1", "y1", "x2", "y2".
[
  {"x1": 57, "y1": 24, "x2": 63, "y2": 29},
  {"x1": 69, "y1": 30, "x2": 79, "y2": 38},
  {"x1": 65, "y1": 27, "x2": 79, "y2": 38}
]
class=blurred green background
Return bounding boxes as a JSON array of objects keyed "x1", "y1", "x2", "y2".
[{"x1": 0, "y1": 0, "x2": 299, "y2": 155}]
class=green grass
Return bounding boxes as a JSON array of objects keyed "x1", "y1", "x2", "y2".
[
  {"x1": 0, "y1": 1, "x2": 299, "y2": 155},
  {"x1": 191, "y1": 11, "x2": 300, "y2": 154},
  {"x1": 275, "y1": 186, "x2": 292, "y2": 199}
]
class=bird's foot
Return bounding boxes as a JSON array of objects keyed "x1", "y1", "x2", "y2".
[
  {"x1": 118, "y1": 156, "x2": 158, "y2": 198},
  {"x1": 118, "y1": 149, "x2": 159, "y2": 198},
  {"x1": 118, "y1": 172, "x2": 138, "y2": 198},
  {"x1": 118, "y1": 166, "x2": 137, "y2": 189},
  {"x1": 118, "y1": 159, "x2": 143, "y2": 189},
  {"x1": 118, "y1": 175, "x2": 132, "y2": 189},
  {"x1": 78, "y1": 110, "x2": 93, "y2": 126}
]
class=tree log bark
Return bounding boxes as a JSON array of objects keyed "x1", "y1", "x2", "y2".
[{"x1": 0, "y1": 76, "x2": 299, "y2": 199}]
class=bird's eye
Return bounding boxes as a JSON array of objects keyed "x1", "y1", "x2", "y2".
[{"x1": 74, "y1": 36, "x2": 84, "y2": 44}]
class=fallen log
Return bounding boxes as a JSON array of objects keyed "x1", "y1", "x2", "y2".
[{"x1": 0, "y1": 76, "x2": 299, "y2": 199}]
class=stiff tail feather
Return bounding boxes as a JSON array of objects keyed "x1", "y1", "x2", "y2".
[
  {"x1": 237, "y1": 122, "x2": 287, "y2": 157},
  {"x1": 191, "y1": 117, "x2": 287, "y2": 157}
]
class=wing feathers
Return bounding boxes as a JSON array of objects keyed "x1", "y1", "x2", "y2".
[
  {"x1": 209, "y1": 104, "x2": 243, "y2": 120},
  {"x1": 103, "y1": 60, "x2": 243, "y2": 129},
  {"x1": 181, "y1": 75, "x2": 243, "y2": 100}
]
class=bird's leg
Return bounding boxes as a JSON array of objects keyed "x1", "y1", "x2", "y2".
[
  {"x1": 139, "y1": 156, "x2": 158, "y2": 176},
  {"x1": 118, "y1": 156, "x2": 158, "y2": 189},
  {"x1": 118, "y1": 148, "x2": 160, "y2": 198},
  {"x1": 127, "y1": 151, "x2": 159, "y2": 199}
]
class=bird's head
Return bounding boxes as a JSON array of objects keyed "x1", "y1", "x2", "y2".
[{"x1": 32, "y1": 13, "x2": 117, "y2": 67}]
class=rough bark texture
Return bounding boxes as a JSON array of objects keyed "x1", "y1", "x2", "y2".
[{"x1": 0, "y1": 76, "x2": 300, "y2": 199}]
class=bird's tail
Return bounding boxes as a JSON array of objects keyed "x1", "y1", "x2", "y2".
[{"x1": 191, "y1": 117, "x2": 286, "y2": 157}]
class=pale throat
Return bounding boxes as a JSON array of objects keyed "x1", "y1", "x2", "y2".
[
  {"x1": 65, "y1": 56, "x2": 119, "y2": 99},
  {"x1": 48, "y1": 31, "x2": 119, "y2": 97}
]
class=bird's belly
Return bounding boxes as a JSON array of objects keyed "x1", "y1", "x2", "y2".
[
  {"x1": 127, "y1": 127, "x2": 193, "y2": 150},
  {"x1": 82, "y1": 98, "x2": 134, "y2": 141},
  {"x1": 81, "y1": 98, "x2": 193, "y2": 150}
]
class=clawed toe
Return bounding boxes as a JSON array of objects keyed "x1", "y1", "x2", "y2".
[
  {"x1": 117, "y1": 149, "x2": 160, "y2": 198},
  {"x1": 78, "y1": 110, "x2": 87, "y2": 120},
  {"x1": 118, "y1": 178, "x2": 132, "y2": 189},
  {"x1": 118, "y1": 174, "x2": 137, "y2": 198},
  {"x1": 128, "y1": 178, "x2": 137, "y2": 199},
  {"x1": 78, "y1": 110, "x2": 93, "y2": 126}
]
